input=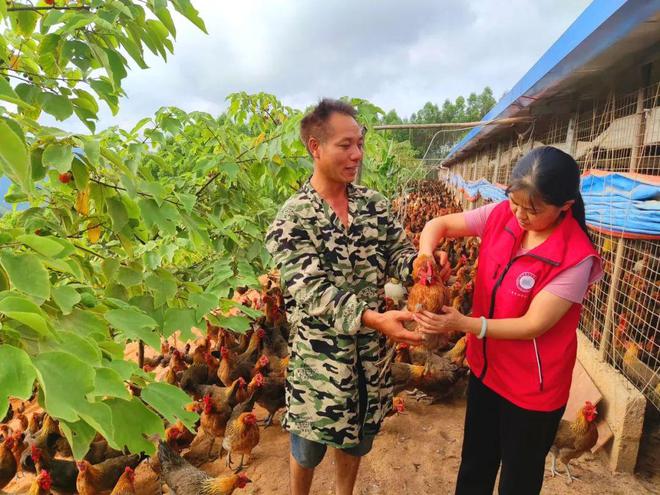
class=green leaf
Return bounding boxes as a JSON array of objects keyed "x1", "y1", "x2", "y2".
[
  {"x1": 43, "y1": 143, "x2": 74, "y2": 173},
  {"x1": 105, "y1": 196, "x2": 129, "y2": 232},
  {"x1": 106, "y1": 397, "x2": 164, "y2": 454},
  {"x1": 105, "y1": 307, "x2": 160, "y2": 349},
  {"x1": 42, "y1": 93, "x2": 74, "y2": 121},
  {"x1": 71, "y1": 157, "x2": 89, "y2": 190},
  {"x1": 117, "y1": 266, "x2": 142, "y2": 287},
  {"x1": 107, "y1": 359, "x2": 151, "y2": 382},
  {"x1": 163, "y1": 308, "x2": 197, "y2": 340},
  {"x1": 10, "y1": 10, "x2": 38, "y2": 36},
  {"x1": 32, "y1": 351, "x2": 96, "y2": 423},
  {"x1": 145, "y1": 270, "x2": 177, "y2": 308},
  {"x1": 52, "y1": 285, "x2": 81, "y2": 315},
  {"x1": 138, "y1": 198, "x2": 180, "y2": 235},
  {"x1": 0, "y1": 345, "x2": 37, "y2": 418},
  {"x1": 141, "y1": 382, "x2": 198, "y2": 430},
  {"x1": 189, "y1": 292, "x2": 217, "y2": 321},
  {"x1": 83, "y1": 138, "x2": 101, "y2": 167},
  {"x1": 90, "y1": 368, "x2": 130, "y2": 400},
  {"x1": 0, "y1": 76, "x2": 35, "y2": 110},
  {"x1": 76, "y1": 400, "x2": 116, "y2": 451},
  {"x1": 0, "y1": 250, "x2": 50, "y2": 301},
  {"x1": 58, "y1": 309, "x2": 109, "y2": 340},
  {"x1": 16, "y1": 234, "x2": 67, "y2": 257},
  {"x1": 209, "y1": 314, "x2": 251, "y2": 334},
  {"x1": 49, "y1": 331, "x2": 102, "y2": 366},
  {"x1": 59, "y1": 419, "x2": 97, "y2": 461},
  {"x1": 0, "y1": 119, "x2": 31, "y2": 193}
]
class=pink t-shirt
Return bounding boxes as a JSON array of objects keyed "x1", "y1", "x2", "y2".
[{"x1": 464, "y1": 203, "x2": 603, "y2": 303}]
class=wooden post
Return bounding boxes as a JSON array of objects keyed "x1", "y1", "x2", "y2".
[
  {"x1": 600, "y1": 238, "x2": 625, "y2": 361},
  {"x1": 493, "y1": 143, "x2": 502, "y2": 184},
  {"x1": 566, "y1": 114, "x2": 578, "y2": 156},
  {"x1": 598, "y1": 66, "x2": 650, "y2": 359}
]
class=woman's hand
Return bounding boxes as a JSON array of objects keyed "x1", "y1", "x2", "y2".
[{"x1": 413, "y1": 306, "x2": 469, "y2": 335}]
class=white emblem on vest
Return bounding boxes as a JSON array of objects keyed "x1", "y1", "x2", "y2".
[{"x1": 517, "y1": 272, "x2": 536, "y2": 292}]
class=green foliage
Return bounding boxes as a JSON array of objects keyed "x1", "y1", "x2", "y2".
[
  {"x1": 379, "y1": 87, "x2": 497, "y2": 157},
  {"x1": 0, "y1": 1, "x2": 421, "y2": 459}
]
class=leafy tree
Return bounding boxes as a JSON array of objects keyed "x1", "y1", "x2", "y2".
[{"x1": 0, "y1": 1, "x2": 420, "y2": 459}]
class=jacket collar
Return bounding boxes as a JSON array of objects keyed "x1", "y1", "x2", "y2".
[{"x1": 502, "y1": 208, "x2": 576, "y2": 266}]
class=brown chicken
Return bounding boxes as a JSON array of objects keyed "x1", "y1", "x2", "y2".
[
  {"x1": 76, "y1": 454, "x2": 141, "y2": 495},
  {"x1": 385, "y1": 397, "x2": 406, "y2": 418},
  {"x1": 164, "y1": 421, "x2": 195, "y2": 454},
  {"x1": 158, "y1": 441, "x2": 252, "y2": 495},
  {"x1": 29, "y1": 446, "x2": 78, "y2": 493},
  {"x1": 197, "y1": 393, "x2": 232, "y2": 460},
  {"x1": 391, "y1": 361, "x2": 467, "y2": 402},
  {"x1": 218, "y1": 329, "x2": 266, "y2": 386},
  {"x1": 254, "y1": 372, "x2": 286, "y2": 427},
  {"x1": 28, "y1": 469, "x2": 53, "y2": 495},
  {"x1": 549, "y1": 401, "x2": 599, "y2": 482},
  {"x1": 109, "y1": 466, "x2": 136, "y2": 495},
  {"x1": 445, "y1": 336, "x2": 468, "y2": 366},
  {"x1": 0, "y1": 435, "x2": 18, "y2": 490},
  {"x1": 622, "y1": 341, "x2": 659, "y2": 391},
  {"x1": 222, "y1": 412, "x2": 260, "y2": 470},
  {"x1": 407, "y1": 254, "x2": 448, "y2": 370}
]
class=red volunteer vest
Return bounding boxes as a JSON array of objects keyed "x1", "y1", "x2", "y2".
[{"x1": 467, "y1": 201, "x2": 600, "y2": 411}]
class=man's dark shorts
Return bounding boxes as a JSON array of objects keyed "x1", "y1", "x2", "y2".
[{"x1": 290, "y1": 433, "x2": 376, "y2": 469}]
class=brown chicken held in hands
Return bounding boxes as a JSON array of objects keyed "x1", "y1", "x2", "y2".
[
  {"x1": 408, "y1": 254, "x2": 448, "y2": 370},
  {"x1": 549, "y1": 401, "x2": 598, "y2": 482}
]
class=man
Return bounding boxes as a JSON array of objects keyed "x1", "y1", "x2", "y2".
[{"x1": 266, "y1": 99, "x2": 431, "y2": 495}]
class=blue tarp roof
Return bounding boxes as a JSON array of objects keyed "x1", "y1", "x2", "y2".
[{"x1": 446, "y1": 0, "x2": 660, "y2": 162}]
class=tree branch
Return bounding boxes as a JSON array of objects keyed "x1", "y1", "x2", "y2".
[{"x1": 8, "y1": 5, "x2": 91, "y2": 12}]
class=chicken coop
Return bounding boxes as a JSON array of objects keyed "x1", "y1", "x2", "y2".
[{"x1": 424, "y1": 0, "x2": 660, "y2": 473}]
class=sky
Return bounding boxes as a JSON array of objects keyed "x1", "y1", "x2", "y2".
[{"x1": 57, "y1": 0, "x2": 593, "y2": 133}]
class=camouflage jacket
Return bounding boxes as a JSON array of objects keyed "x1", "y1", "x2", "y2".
[{"x1": 265, "y1": 180, "x2": 416, "y2": 448}]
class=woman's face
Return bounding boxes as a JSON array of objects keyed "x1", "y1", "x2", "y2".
[{"x1": 507, "y1": 190, "x2": 573, "y2": 233}]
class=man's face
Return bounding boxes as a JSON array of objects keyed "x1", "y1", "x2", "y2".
[{"x1": 309, "y1": 112, "x2": 364, "y2": 184}]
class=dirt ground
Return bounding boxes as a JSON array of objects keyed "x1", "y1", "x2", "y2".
[{"x1": 7, "y1": 395, "x2": 658, "y2": 495}]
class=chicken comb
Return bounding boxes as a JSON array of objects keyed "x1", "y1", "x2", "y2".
[{"x1": 38, "y1": 470, "x2": 52, "y2": 490}]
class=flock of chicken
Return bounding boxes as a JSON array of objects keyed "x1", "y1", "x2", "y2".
[{"x1": 0, "y1": 181, "x2": 608, "y2": 494}]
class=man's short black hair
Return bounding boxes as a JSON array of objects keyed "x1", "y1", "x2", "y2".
[{"x1": 300, "y1": 98, "x2": 358, "y2": 154}]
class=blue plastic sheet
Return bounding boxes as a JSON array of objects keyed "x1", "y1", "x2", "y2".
[{"x1": 448, "y1": 172, "x2": 660, "y2": 238}]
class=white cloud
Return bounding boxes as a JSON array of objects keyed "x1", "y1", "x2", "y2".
[{"x1": 55, "y1": 0, "x2": 592, "y2": 133}]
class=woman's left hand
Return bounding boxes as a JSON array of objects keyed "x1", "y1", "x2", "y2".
[{"x1": 413, "y1": 306, "x2": 467, "y2": 334}]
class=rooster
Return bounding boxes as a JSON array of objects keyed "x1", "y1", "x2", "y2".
[
  {"x1": 158, "y1": 441, "x2": 252, "y2": 495},
  {"x1": 549, "y1": 401, "x2": 599, "y2": 482}
]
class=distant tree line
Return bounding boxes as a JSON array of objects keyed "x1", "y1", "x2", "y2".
[{"x1": 378, "y1": 86, "x2": 497, "y2": 157}]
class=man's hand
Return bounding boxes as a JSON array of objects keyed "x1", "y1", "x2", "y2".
[{"x1": 362, "y1": 309, "x2": 423, "y2": 345}]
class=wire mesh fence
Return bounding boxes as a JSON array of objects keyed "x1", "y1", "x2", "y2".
[{"x1": 435, "y1": 80, "x2": 660, "y2": 410}]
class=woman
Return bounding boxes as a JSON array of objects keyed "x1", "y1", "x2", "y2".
[{"x1": 415, "y1": 146, "x2": 602, "y2": 495}]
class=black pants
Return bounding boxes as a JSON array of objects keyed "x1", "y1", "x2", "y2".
[{"x1": 455, "y1": 374, "x2": 565, "y2": 495}]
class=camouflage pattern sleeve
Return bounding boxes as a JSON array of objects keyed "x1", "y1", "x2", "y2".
[
  {"x1": 384, "y1": 200, "x2": 417, "y2": 285},
  {"x1": 266, "y1": 216, "x2": 369, "y2": 336}
]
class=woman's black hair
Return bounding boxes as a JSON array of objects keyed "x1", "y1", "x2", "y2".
[{"x1": 506, "y1": 146, "x2": 592, "y2": 241}]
